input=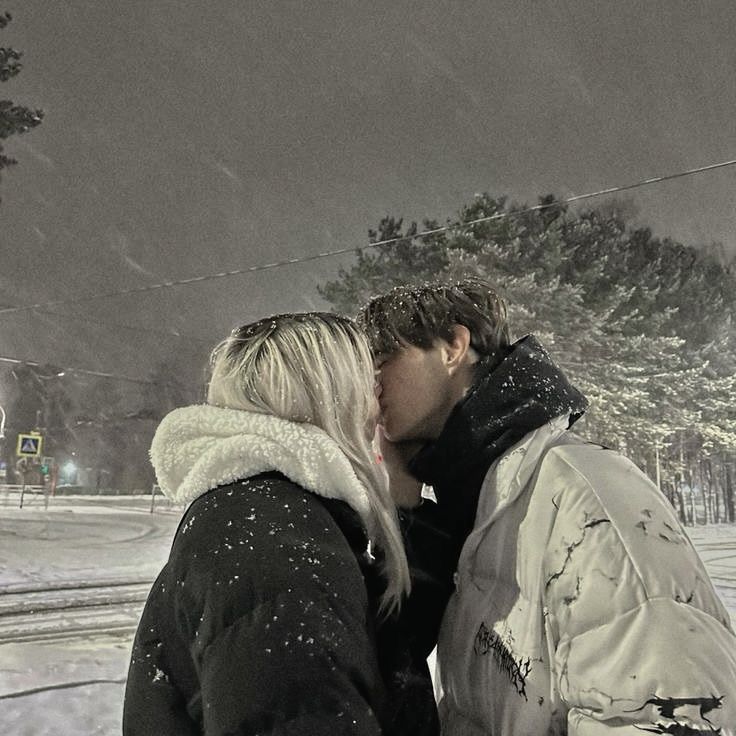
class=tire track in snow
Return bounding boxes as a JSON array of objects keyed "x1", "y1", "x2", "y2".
[{"x1": 0, "y1": 580, "x2": 152, "y2": 644}]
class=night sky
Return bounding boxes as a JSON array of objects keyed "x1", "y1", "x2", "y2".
[{"x1": 1, "y1": 0, "x2": 735, "y2": 381}]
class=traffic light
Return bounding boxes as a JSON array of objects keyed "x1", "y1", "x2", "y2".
[{"x1": 40, "y1": 456, "x2": 53, "y2": 476}]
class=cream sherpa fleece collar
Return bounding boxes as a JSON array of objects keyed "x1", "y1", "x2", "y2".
[{"x1": 150, "y1": 405, "x2": 372, "y2": 523}]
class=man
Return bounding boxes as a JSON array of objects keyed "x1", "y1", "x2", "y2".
[{"x1": 359, "y1": 278, "x2": 736, "y2": 736}]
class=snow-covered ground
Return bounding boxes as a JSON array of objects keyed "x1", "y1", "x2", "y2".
[
  {"x1": 0, "y1": 495, "x2": 182, "y2": 736},
  {"x1": 1, "y1": 495, "x2": 735, "y2": 735}
]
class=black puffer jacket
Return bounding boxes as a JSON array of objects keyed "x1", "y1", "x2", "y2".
[{"x1": 123, "y1": 406, "x2": 437, "y2": 736}]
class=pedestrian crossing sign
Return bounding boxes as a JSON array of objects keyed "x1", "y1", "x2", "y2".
[{"x1": 16, "y1": 433, "x2": 43, "y2": 457}]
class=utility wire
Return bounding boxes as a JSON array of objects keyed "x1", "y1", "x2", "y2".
[
  {"x1": 0, "y1": 157, "x2": 734, "y2": 317},
  {"x1": 0, "y1": 355, "x2": 161, "y2": 385},
  {"x1": 0, "y1": 303, "x2": 212, "y2": 344},
  {"x1": 29, "y1": 308, "x2": 212, "y2": 344}
]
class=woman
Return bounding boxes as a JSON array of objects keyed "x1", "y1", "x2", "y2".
[{"x1": 123, "y1": 313, "x2": 438, "y2": 735}]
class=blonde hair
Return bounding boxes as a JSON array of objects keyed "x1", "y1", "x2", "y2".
[{"x1": 207, "y1": 312, "x2": 410, "y2": 616}]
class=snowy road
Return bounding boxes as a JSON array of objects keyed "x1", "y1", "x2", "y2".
[
  {"x1": 0, "y1": 579, "x2": 152, "y2": 644},
  {"x1": 0, "y1": 497, "x2": 181, "y2": 735},
  {"x1": 687, "y1": 524, "x2": 736, "y2": 622},
  {"x1": 0, "y1": 497, "x2": 735, "y2": 735}
]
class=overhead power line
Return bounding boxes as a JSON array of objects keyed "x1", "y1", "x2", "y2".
[
  {"x1": 30, "y1": 308, "x2": 212, "y2": 344},
  {"x1": 1, "y1": 156, "x2": 734, "y2": 318},
  {"x1": 0, "y1": 355, "x2": 160, "y2": 385}
]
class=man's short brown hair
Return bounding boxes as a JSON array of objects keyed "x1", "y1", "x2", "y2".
[{"x1": 358, "y1": 278, "x2": 511, "y2": 359}]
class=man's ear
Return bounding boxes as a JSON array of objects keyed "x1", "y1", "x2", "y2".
[{"x1": 443, "y1": 324, "x2": 474, "y2": 375}]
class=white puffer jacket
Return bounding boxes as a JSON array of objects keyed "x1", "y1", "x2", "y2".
[{"x1": 436, "y1": 416, "x2": 736, "y2": 735}]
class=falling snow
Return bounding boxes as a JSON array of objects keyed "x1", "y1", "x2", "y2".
[{"x1": 0, "y1": 496, "x2": 734, "y2": 735}]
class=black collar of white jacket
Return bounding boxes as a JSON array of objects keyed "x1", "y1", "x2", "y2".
[{"x1": 409, "y1": 334, "x2": 588, "y2": 539}]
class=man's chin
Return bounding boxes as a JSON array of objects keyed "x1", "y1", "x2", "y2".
[
  {"x1": 378, "y1": 421, "x2": 397, "y2": 442},
  {"x1": 378, "y1": 422, "x2": 409, "y2": 444}
]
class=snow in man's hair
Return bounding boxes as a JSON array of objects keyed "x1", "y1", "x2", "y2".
[{"x1": 359, "y1": 277, "x2": 511, "y2": 361}]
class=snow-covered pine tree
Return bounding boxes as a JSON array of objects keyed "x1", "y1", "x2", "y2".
[{"x1": 320, "y1": 193, "x2": 736, "y2": 524}]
